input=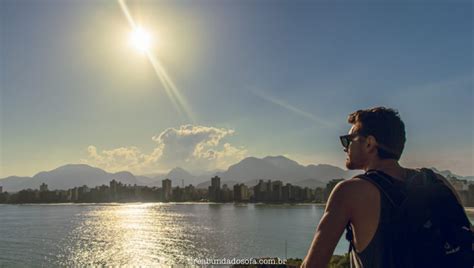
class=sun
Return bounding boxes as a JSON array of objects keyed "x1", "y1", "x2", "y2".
[{"x1": 130, "y1": 27, "x2": 153, "y2": 54}]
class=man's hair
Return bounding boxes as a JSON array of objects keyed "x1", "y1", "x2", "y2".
[{"x1": 348, "y1": 107, "x2": 406, "y2": 160}]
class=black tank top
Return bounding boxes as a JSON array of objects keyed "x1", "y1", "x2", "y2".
[
  {"x1": 349, "y1": 169, "x2": 419, "y2": 268},
  {"x1": 350, "y1": 191, "x2": 395, "y2": 268}
]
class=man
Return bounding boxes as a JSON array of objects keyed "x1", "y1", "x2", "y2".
[{"x1": 301, "y1": 107, "x2": 469, "y2": 268}]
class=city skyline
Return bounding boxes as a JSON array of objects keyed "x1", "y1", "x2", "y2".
[
  {"x1": 2, "y1": 174, "x2": 473, "y2": 207},
  {"x1": 1, "y1": 0, "x2": 473, "y2": 178}
]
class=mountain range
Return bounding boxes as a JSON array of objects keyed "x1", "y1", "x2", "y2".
[{"x1": 1, "y1": 156, "x2": 472, "y2": 192}]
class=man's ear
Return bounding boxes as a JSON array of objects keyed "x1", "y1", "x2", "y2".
[{"x1": 366, "y1": 135, "x2": 378, "y2": 153}]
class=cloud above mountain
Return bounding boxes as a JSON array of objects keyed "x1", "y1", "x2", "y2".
[{"x1": 82, "y1": 125, "x2": 248, "y2": 174}]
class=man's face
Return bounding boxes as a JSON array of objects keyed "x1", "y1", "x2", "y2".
[{"x1": 344, "y1": 123, "x2": 368, "y2": 170}]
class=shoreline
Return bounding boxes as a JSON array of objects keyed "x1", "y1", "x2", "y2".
[
  {"x1": 0, "y1": 201, "x2": 327, "y2": 206},
  {"x1": 2, "y1": 202, "x2": 472, "y2": 218}
]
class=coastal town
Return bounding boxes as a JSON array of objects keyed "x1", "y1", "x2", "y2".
[{"x1": 1, "y1": 175, "x2": 473, "y2": 206}]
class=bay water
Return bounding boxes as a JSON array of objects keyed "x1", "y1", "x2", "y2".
[{"x1": 0, "y1": 203, "x2": 472, "y2": 266}]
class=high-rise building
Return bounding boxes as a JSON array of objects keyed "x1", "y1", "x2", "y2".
[
  {"x1": 39, "y1": 183, "x2": 48, "y2": 192},
  {"x1": 282, "y1": 183, "x2": 293, "y2": 202},
  {"x1": 303, "y1": 187, "x2": 312, "y2": 201},
  {"x1": 271, "y1": 181, "x2": 283, "y2": 202},
  {"x1": 292, "y1": 185, "x2": 303, "y2": 201},
  {"x1": 254, "y1": 180, "x2": 273, "y2": 202},
  {"x1": 172, "y1": 186, "x2": 183, "y2": 202},
  {"x1": 68, "y1": 187, "x2": 79, "y2": 202},
  {"x1": 234, "y1": 183, "x2": 250, "y2": 202},
  {"x1": 220, "y1": 184, "x2": 233, "y2": 202},
  {"x1": 183, "y1": 185, "x2": 197, "y2": 201},
  {"x1": 162, "y1": 179, "x2": 172, "y2": 202},
  {"x1": 209, "y1": 176, "x2": 221, "y2": 202},
  {"x1": 211, "y1": 176, "x2": 221, "y2": 190},
  {"x1": 254, "y1": 180, "x2": 265, "y2": 202},
  {"x1": 109, "y1": 179, "x2": 119, "y2": 200},
  {"x1": 110, "y1": 179, "x2": 118, "y2": 193},
  {"x1": 314, "y1": 187, "x2": 324, "y2": 203}
]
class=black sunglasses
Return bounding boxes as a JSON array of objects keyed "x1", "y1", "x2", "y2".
[
  {"x1": 339, "y1": 133, "x2": 364, "y2": 149},
  {"x1": 339, "y1": 133, "x2": 399, "y2": 157}
]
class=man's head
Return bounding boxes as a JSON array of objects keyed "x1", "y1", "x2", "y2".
[{"x1": 340, "y1": 107, "x2": 406, "y2": 170}]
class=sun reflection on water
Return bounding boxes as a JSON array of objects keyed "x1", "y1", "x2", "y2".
[
  {"x1": 58, "y1": 204, "x2": 207, "y2": 266},
  {"x1": 0, "y1": 203, "x2": 363, "y2": 266}
]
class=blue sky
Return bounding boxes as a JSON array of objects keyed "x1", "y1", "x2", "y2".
[{"x1": 1, "y1": 0, "x2": 472, "y2": 177}]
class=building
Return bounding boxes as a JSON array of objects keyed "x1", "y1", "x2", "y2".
[
  {"x1": 67, "y1": 187, "x2": 79, "y2": 202},
  {"x1": 314, "y1": 187, "x2": 324, "y2": 203},
  {"x1": 77, "y1": 185, "x2": 90, "y2": 201},
  {"x1": 254, "y1": 180, "x2": 272, "y2": 202},
  {"x1": 172, "y1": 186, "x2": 184, "y2": 202},
  {"x1": 209, "y1": 176, "x2": 221, "y2": 202},
  {"x1": 292, "y1": 185, "x2": 303, "y2": 201},
  {"x1": 110, "y1": 179, "x2": 118, "y2": 193},
  {"x1": 282, "y1": 183, "x2": 293, "y2": 202},
  {"x1": 39, "y1": 183, "x2": 48, "y2": 192},
  {"x1": 134, "y1": 185, "x2": 145, "y2": 197},
  {"x1": 271, "y1": 181, "x2": 283, "y2": 202},
  {"x1": 183, "y1": 184, "x2": 197, "y2": 201},
  {"x1": 234, "y1": 183, "x2": 250, "y2": 202},
  {"x1": 110, "y1": 179, "x2": 125, "y2": 200},
  {"x1": 220, "y1": 184, "x2": 233, "y2": 202},
  {"x1": 0, "y1": 186, "x2": 2, "y2": 193},
  {"x1": 162, "y1": 179, "x2": 172, "y2": 202},
  {"x1": 303, "y1": 187, "x2": 313, "y2": 201},
  {"x1": 211, "y1": 176, "x2": 221, "y2": 190}
]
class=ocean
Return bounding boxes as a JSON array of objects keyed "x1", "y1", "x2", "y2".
[{"x1": 0, "y1": 203, "x2": 472, "y2": 266}]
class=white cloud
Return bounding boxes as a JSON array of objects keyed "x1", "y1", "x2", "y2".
[
  {"x1": 84, "y1": 145, "x2": 155, "y2": 173},
  {"x1": 82, "y1": 125, "x2": 247, "y2": 174}
]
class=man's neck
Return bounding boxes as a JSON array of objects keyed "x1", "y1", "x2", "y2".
[{"x1": 364, "y1": 159, "x2": 407, "y2": 180}]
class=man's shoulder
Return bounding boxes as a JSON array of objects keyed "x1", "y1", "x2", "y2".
[
  {"x1": 328, "y1": 177, "x2": 381, "y2": 214},
  {"x1": 334, "y1": 176, "x2": 380, "y2": 198}
]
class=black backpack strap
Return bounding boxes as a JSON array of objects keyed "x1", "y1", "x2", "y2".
[
  {"x1": 355, "y1": 170, "x2": 407, "y2": 208},
  {"x1": 345, "y1": 170, "x2": 408, "y2": 253}
]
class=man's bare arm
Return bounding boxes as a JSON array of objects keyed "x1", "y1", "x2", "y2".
[{"x1": 301, "y1": 181, "x2": 353, "y2": 268}]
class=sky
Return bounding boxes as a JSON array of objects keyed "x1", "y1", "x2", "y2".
[{"x1": 1, "y1": 0, "x2": 472, "y2": 177}]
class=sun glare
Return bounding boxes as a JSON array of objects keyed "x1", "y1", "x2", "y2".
[
  {"x1": 119, "y1": 0, "x2": 195, "y2": 122},
  {"x1": 130, "y1": 27, "x2": 152, "y2": 53}
]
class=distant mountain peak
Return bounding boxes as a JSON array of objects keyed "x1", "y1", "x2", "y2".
[
  {"x1": 240, "y1": 156, "x2": 260, "y2": 162},
  {"x1": 263, "y1": 155, "x2": 291, "y2": 160},
  {"x1": 168, "y1": 167, "x2": 193, "y2": 177},
  {"x1": 262, "y1": 155, "x2": 301, "y2": 169},
  {"x1": 169, "y1": 167, "x2": 189, "y2": 173},
  {"x1": 56, "y1": 163, "x2": 96, "y2": 170},
  {"x1": 3, "y1": 157, "x2": 471, "y2": 193},
  {"x1": 1, "y1": 164, "x2": 143, "y2": 192},
  {"x1": 114, "y1": 171, "x2": 134, "y2": 175},
  {"x1": 35, "y1": 164, "x2": 103, "y2": 176}
]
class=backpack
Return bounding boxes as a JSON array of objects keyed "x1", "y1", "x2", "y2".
[{"x1": 345, "y1": 168, "x2": 473, "y2": 268}]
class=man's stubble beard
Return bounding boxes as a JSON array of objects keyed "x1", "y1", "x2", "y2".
[
  {"x1": 346, "y1": 159, "x2": 356, "y2": 170},
  {"x1": 345, "y1": 156, "x2": 364, "y2": 170}
]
